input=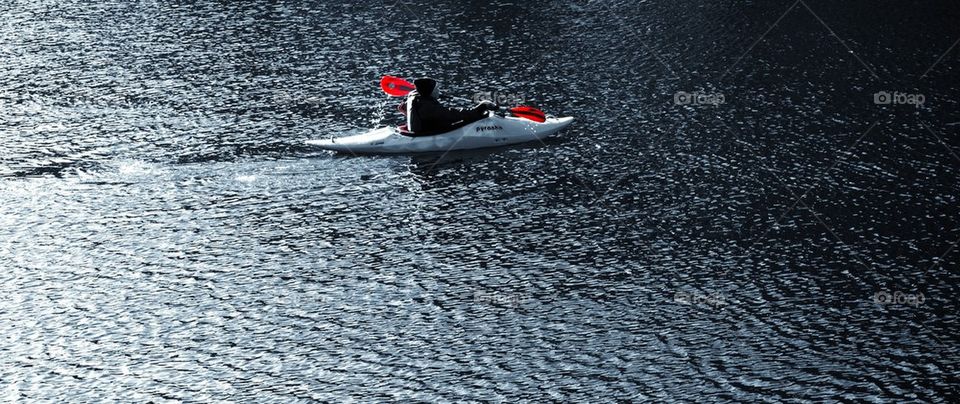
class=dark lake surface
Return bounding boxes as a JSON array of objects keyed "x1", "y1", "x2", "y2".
[{"x1": 2, "y1": 0, "x2": 959, "y2": 401}]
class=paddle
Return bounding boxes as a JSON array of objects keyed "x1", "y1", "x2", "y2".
[
  {"x1": 379, "y1": 75, "x2": 548, "y2": 123},
  {"x1": 380, "y1": 75, "x2": 416, "y2": 97},
  {"x1": 507, "y1": 105, "x2": 546, "y2": 123}
]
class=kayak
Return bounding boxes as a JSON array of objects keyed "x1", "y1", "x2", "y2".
[{"x1": 307, "y1": 113, "x2": 574, "y2": 154}]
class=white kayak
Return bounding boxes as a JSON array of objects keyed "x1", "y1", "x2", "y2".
[{"x1": 307, "y1": 113, "x2": 574, "y2": 154}]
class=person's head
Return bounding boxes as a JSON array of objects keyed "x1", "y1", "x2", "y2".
[{"x1": 414, "y1": 77, "x2": 440, "y2": 98}]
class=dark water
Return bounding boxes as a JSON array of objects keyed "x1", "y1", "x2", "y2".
[{"x1": 2, "y1": 0, "x2": 959, "y2": 401}]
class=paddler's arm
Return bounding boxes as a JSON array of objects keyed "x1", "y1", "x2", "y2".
[{"x1": 420, "y1": 101, "x2": 496, "y2": 125}]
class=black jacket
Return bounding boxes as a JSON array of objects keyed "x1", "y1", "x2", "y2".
[{"x1": 406, "y1": 95, "x2": 488, "y2": 135}]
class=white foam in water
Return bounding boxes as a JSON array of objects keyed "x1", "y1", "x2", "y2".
[{"x1": 117, "y1": 161, "x2": 157, "y2": 176}]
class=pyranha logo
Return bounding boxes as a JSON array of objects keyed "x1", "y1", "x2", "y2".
[{"x1": 475, "y1": 125, "x2": 503, "y2": 133}]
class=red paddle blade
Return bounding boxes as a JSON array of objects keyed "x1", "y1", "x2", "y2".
[
  {"x1": 380, "y1": 75, "x2": 416, "y2": 97},
  {"x1": 509, "y1": 106, "x2": 546, "y2": 122}
]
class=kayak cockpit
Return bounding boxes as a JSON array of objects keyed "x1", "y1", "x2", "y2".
[{"x1": 397, "y1": 119, "x2": 476, "y2": 138}]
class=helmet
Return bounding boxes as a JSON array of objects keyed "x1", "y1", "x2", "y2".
[{"x1": 413, "y1": 77, "x2": 440, "y2": 98}]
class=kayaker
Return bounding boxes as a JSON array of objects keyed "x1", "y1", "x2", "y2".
[{"x1": 402, "y1": 77, "x2": 497, "y2": 135}]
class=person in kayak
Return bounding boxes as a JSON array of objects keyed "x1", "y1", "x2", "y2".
[{"x1": 403, "y1": 77, "x2": 497, "y2": 135}]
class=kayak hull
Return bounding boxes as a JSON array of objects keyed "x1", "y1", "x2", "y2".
[{"x1": 307, "y1": 115, "x2": 574, "y2": 154}]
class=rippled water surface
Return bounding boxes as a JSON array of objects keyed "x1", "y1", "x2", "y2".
[{"x1": 2, "y1": 0, "x2": 959, "y2": 401}]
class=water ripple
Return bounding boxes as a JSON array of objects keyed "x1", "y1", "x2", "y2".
[{"x1": 2, "y1": 0, "x2": 959, "y2": 401}]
